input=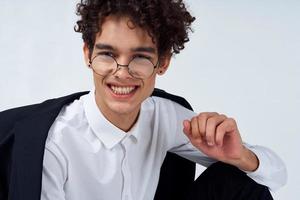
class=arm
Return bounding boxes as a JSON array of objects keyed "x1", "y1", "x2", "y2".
[
  {"x1": 41, "y1": 143, "x2": 67, "y2": 200},
  {"x1": 182, "y1": 112, "x2": 287, "y2": 191}
]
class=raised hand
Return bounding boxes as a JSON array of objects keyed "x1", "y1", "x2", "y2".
[{"x1": 183, "y1": 112, "x2": 259, "y2": 171}]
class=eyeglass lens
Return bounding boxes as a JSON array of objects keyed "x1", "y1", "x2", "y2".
[{"x1": 91, "y1": 55, "x2": 155, "y2": 79}]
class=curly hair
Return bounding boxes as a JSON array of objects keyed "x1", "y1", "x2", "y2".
[{"x1": 74, "y1": 0, "x2": 195, "y2": 58}]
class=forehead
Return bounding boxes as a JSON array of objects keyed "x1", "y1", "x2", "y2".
[{"x1": 94, "y1": 15, "x2": 157, "y2": 52}]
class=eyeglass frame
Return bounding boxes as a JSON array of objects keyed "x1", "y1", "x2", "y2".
[{"x1": 88, "y1": 54, "x2": 160, "y2": 79}]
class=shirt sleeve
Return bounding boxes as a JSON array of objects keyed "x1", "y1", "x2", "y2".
[
  {"x1": 244, "y1": 144, "x2": 288, "y2": 191},
  {"x1": 168, "y1": 101, "x2": 287, "y2": 192},
  {"x1": 41, "y1": 142, "x2": 67, "y2": 200}
]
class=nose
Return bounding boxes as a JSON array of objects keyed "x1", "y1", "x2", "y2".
[{"x1": 113, "y1": 63, "x2": 133, "y2": 79}]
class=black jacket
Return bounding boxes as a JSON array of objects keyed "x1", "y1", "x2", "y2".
[{"x1": 0, "y1": 89, "x2": 195, "y2": 200}]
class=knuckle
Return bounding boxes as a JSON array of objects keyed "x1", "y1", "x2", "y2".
[
  {"x1": 191, "y1": 117, "x2": 198, "y2": 124},
  {"x1": 199, "y1": 112, "x2": 209, "y2": 116},
  {"x1": 220, "y1": 114, "x2": 227, "y2": 119},
  {"x1": 198, "y1": 113, "x2": 208, "y2": 120},
  {"x1": 192, "y1": 116, "x2": 199, "y2": 121},
  {"x1": 227, "y1": 117, "x2": 237, "y2": 125},
  {"x1": 207, "y1": 117, "x2": 216, "y2": 125},
  {"x1": 216, "y1": 125, "x2": 224, "y2": 133}
]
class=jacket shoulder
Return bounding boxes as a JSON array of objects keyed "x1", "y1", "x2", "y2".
[
  {"x1": 151, "y1": 88, "x2": 193, "y2": 111},
  {"x1": 0, "y1": 91, "x2": 89, "y2": 137}
]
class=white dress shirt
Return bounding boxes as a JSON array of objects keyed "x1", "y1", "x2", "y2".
[{"x1": 41, "y1": 90, "x2": 287, "y2": 200}]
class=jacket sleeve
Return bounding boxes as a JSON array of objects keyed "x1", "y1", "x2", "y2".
[
  {"x1": 0, "y1": 127, "x2": 14, "y2": 200},
  {"x1": 0, "y1": 105, "x2": 40, "y2": 199},
  {"x1": 0, "y1": 109, "x2": 20, "y2": 199}
]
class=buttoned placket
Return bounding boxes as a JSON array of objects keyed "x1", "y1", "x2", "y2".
[{"x1": 120, "y1": 135, "x2": 133, "y2": 200}]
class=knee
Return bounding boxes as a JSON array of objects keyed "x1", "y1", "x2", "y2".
[
  {"x1": 191, "y1": 162, "x2": 273, "y2": 200},
  {"x1": 202, "y1": 161, "x2": 247, "y2": 181}
]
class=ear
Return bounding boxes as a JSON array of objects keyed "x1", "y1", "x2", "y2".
[
  {"x1": 83, "y1": 43, "x2": 91, "y2": 67},
  {"x1": 157, "y1": 54, "x2": 171, "y2": 75}
]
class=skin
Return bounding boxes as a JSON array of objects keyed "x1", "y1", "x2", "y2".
[
  {"x1": 84, "y1": 15, "x2": 259, "y2": 172},
  {"x1": 183, "y1": 113, "x2": 259, "y2": 171},
  {"x1": 83, "y1": 15, "x2": 170, "y2": 131}
]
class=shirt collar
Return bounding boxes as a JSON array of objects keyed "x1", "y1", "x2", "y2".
[{"x1": 82, "y1": 89, "x2": 139, "y2": 149}]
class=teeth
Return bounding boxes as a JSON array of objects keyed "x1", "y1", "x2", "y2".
[{"x1": 110, "y1": 85, "x2": 135, "y2": 95}]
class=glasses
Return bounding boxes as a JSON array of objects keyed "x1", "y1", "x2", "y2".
[{"x1": 89, "y1": 54, "x2": 159, "y2": 79}]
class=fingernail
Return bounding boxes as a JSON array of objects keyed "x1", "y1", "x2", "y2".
[{"x1": 207, "y1": 142, "x2": 214, "y2": 146}]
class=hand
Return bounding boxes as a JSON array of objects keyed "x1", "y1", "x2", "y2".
[{"x1": 183, "y1": 112, "x2": 259, "y2": 171}]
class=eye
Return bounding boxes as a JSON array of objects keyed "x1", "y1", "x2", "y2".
[
  {"x1": 97, "y1": 51, "x2": 115, "y2": 58},
  {"x1": 133, "y1": 54, "x2": 152, "y2": 60}
]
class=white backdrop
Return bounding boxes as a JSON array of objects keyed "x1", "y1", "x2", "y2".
[{"x1": 0, "y1": 0, "x2": 299, "y2": 199}]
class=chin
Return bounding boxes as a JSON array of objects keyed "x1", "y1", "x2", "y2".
[{"x1": 108, "y1": 102, "x2": 140, "y2": 115}]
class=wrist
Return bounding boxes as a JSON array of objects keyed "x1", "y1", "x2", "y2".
[
  {"x1": 228, "y1": 146, "x2": 259, "y2": 172},
  {"x1": 238, "y1": 146, "x2": 259, "y2": 171}
]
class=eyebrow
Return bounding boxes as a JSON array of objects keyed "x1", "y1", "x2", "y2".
[
  {"x1": 131, "y1": 47, "x2": 156, "y2": 54},
  {"x1": 95, "y1": 43, "x2": 156, "y2": 54},
  {"x1": 95, "y1": 43, "x2": 114, "y2": 51}
]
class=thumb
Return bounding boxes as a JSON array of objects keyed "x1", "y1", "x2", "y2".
[{"x1": 183, "y1": 120, "x2": 191, "y2": 136}]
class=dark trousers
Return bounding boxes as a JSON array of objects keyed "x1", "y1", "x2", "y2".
[{"x1": 185, "y1": 162, "x2": 273, "y2": 200}]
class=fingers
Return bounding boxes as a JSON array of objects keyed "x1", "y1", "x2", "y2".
[
  {"x1": 198, "y1": 112, "x2": 218, "y2": 139},
  {"x1": 206, "y1": 114, "x2": 227, "y2": 146},
  {"x1": 184, "y1": 112, "x2": 237, "y2": 147},
  {"x1": 183, "y1": 120, "x2": 191, "y2": 135},
  {"x1": 215, "y1": 118, "x2": 237, "y2": 146},
  {"x1": 191, "y1": 117, "x2": 201, "y2": 138}
]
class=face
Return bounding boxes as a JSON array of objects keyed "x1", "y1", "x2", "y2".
[{"x1": 84, "y1": 15, "x2": 170, "y2": 127}]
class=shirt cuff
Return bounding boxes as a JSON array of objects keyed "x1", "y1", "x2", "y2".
[{"x1": 243, "y1": 146, "x2": 265, "y2": 177}]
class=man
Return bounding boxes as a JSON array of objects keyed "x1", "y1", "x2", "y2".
[{"x1": 0, "y1": 0, "x2": 287, "y2": 200}]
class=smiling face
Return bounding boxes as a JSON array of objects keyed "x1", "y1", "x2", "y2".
[{"x1": 84, "y1": 15, "x2": 170, "y2": 131}]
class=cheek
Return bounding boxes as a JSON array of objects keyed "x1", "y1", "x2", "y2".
[
  {"x1": 142, "y1": 75, "x2": 156, "y2": 93},
  {"x1": 93, "y1": 73, "x2": 106, "y2": 91},
  {"x1": 93, "y1": 72, "x2": 107, "y2": 83}
]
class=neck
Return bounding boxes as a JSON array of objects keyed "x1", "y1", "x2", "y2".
[
  {"x1": 95, "y1": 100, "x2": 140, "y2": 133},
  {"x1": 106, "y1": 111, "x2": 140, "y2": 132}
]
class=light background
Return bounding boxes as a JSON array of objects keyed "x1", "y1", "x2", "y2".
[{"x1": 0, "y1": 0, "x2": 299, "y2": 199}]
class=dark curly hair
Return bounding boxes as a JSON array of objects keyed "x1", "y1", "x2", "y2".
[{"x1": 74, "y1": 0, "x2": 195, "y2": 58}]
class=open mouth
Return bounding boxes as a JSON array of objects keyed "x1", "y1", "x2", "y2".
[{"x1": 108, "y1": 84, "x2": 139, "y2": 95}]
